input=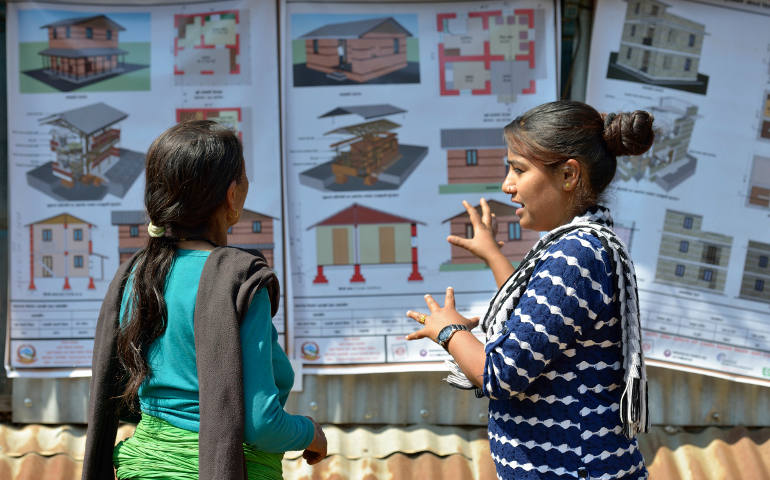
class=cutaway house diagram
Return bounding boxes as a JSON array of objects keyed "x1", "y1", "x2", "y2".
[
  {"x1": 28, "y1": 102, "x2": 144, "y2": 201},
  {"x1": 747, "y1": 155, "x2": 770, "y2": 209},
  {"x1": 440, "y1": 200, "x2": 539, "y2": 271},
  {"x1": 111, "y1": 209, "x2": 276, "y2": 265},
  {"x1": 739, "y1": 241, "x2": 770, "y2": 304},
  {"x1": 439, "y1": 128, "x2": 507, "y2": 194},
  {"x1": 437, "y1": 9, "x2": 546, "y2": 103},
  {"x1": 616, "y1": 97, "x2": 698, "y2": 191},
  {"x1": 609, "y1": 0, "x2": 708, "y2": 93},
  {"x1": 299, "y1": 17, "x2": 412, "y2": 83},
  {"x1": 26, "y1": 213, "x2": 107, "y2": 291},
  {"x1": 655, "y1": 210, "x2": 732, "y2": 293},
  {"x1": 174, "y1": 10, "x2": 246, "y2": 84},
  {"x1": 23, "y1": 15, "x2": 146, "y2": 91},
  {"x1": 300, "y1": 105, "x2": 427, "y2": 191},
  {"x1": 307, "y1": 203, "x2": 424, "y2": 284},
  {"x1": 760, "y1": 91, "x2": 770, "y2": 141}
]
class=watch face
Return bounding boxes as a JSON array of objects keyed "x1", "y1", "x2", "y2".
[{"x1": 438, "y1": 326, "x2": 453, "y2": 345}]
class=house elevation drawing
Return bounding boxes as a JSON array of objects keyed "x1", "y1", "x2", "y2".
[
  {"x1": 174, "y1": 10, "x2": 249, "y2": 85},
  {"x1": 307, "y1": 203, "x2": 424, "y2": 284},
  {"x1": 299, "y1": 105, "x2": 427, "y2": 191},
  {"x1": 616, "y1": 97, "x2": 698, "y2": 191},
  {"x1": 437, "y1": 8, "x2": 546, "y2": 103},
  {"x1": 27, "y1": 102, "x2": 144, "y2": 201},
  {"x1": 26, "y1": 213, "x2": 107, "y2": 291},
  {"x1": 438, "y1": 128, "x2": 507, "y2": 194},
  {"x1": 747, "y1": 155, "x2": 770, "y2": 209},
  {"x1": 655, "y1": 210, "x2": 732, "y2": 293},
  {"x1": 739, "y1": 240, "x2": 770, "y2": 304},
  {"x1": 607, "y1": 0, "x2": 709, "y2": 94}
]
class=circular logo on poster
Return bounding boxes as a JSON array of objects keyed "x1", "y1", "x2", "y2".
[
  {"x1": 16, "y1": 344, "x2": 37, "y2": 364},
  {"x1": 300, "y1": 341, "x2": 320, "y2": 361}
]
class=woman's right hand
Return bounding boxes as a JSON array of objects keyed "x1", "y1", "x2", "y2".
[
  {"x1": 447, "y1": 198, "x2": 504, "y2": 263},
  {"x1": 302, "y1": 417, "x2": 327, "y2": 465}
]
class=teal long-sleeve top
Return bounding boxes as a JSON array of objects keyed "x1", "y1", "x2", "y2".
[{"x1": 119, "y1": 249, "x2": 314, "y2": 452}]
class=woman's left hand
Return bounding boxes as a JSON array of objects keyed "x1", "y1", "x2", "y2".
[{"x1": 406, "y1": 287, "x2": 479, "y2": 342}]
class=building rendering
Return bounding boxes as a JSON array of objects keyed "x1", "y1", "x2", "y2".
[
  {"x1": 29, "y1": 102, "x2": 144, "y2": 201},
  {"x1": 27, "y1": 213, "x2": 105, "y2": 290},
  {"x1": 439, "y1": 128, "x2": 507, "y2": 193},
  {"x1": 760, "y1": 91, "x2": 770, "y2": 140},
  {"x1": 307, "y1": 203, "x2": 423, "y2": 284},
  {"x1": 300, "y1": 17, "x2": 412, "y2": 82},
  {"x1": 615, "y1": 0, "x2": 706, "y2": 86},
  {"x1": 739, "y1": 241, "x2": 770, "y2": 304},
  {"x1": 747, "y1": 155, "x2": 770, "y2": 209},
  {"x1": 655, "y1": 210, "x2": 732, "y2": 293},
  {"x1": 111, "y1": 209, "x2": 276, "y2": 265},
  {"x1": 617, "y1": 97, "x2": 698, "y2": 191},
  {"x1": 37, "y1": 15, "x2": 128, "y2": 83},
  {"x1": 300, "y1": 105, "x2": 427, "y2": 191},
  {"x1": 441, "y1": 200, "x2": 538, "y2": 270}
]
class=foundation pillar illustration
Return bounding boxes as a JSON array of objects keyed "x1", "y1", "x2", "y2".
[
  {"x1": 408, "y1": 223, "x2": 423, "y2": 281},
  {"x1": 313, "y1": 265, "x2": 329, "y2": 284},
  {"x1": 350, "y1": 264, "x2": 366, "y2": 283}
]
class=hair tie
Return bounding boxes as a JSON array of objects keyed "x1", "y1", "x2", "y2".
[
  {"x1": 603, "y1": 112, "x2": 617, "y2": 129},
  {"x1": 147, "y1": 222, "x2": 166, "y2": 238}
]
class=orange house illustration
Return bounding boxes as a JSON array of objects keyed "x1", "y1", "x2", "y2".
[
  {"x1": 27, "y1": 213, "x2": 106, "y2": 290},
  {"x1": 439, "y1": 128, "x2": 508, "y2": 193},
  {"x1": 111, "y1": 209, "x2": 276, "y2": 266},
  {"x1": 441, "y1": 200, "x2": 538, "y2": 270}
]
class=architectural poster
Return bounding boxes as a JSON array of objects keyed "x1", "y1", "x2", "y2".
[
  {"x1": 587, "y1": 0, "x2": 770, "y2": 386},
  {"x1": 282, "y1": 1, "x2": 559, "y2": 371},
  {"x1": 5, "y1": 0, "x2": 284, "y2": 375}
]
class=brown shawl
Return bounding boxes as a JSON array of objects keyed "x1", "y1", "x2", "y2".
[{"x1": 81, "y1": 246, "x2": 280, "y2": 480}]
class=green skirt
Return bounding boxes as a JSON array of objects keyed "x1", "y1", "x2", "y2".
[{"x1": 113, "y1": 413, "x2": 283, "y2": 480}]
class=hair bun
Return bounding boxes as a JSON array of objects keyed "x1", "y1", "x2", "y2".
[{"x1": 602, "y1": 110, "x2": 655, "y2": 157}]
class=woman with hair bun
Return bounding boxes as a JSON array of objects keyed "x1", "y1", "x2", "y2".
[
  {"x1": 407, "y1": 101, "x2": 654, "y2": 479},
  {"x1": 82, "y1": 120, "x2": 326, "y2": 480}
]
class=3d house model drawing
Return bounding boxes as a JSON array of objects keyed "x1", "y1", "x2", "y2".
[
  {"x1": 655, "y1": 210, "x2": 732, "y2": 293},
  {"x1": 26, "y1": 213, "x2": 106, "y2": 291},
  {"x1": 760, "y1": 91, "x2": 770, "y2": 141},
  {"x1": 111, "y1": 209, "x2": 276, "y2": 265},
  {"x1": 299, "y1": 105, "x2": 427, "y2": 191},
  {"x1": 307, "y1": 203, "x2": 424, "y2": 284},
  {"x1": 28, "y1": 102, "x2": 144, "y2": 201},
  {"x1": 747, "y1": 155, "x2": 770, "y2": 209},
  {"x1": 298, "y1": 17, "x2": 412, "y2": 83},
  {"x1": 608, "y1": 0, "x2": 708, "y2": 93},
  {"x1": 739, "y1": 240, "x2": 770, "y2": 304},
  {"x1": 439, "y1": 128, "x2": 507, "y2": 194},
  {"x1": 440, "y1": 200, "x2": 538, "y2": 271},
  {"x1": 23, "y1": 15, "x2": 147, "y2": 91},
  {"x1": 437, "y1": 8, "x2": 546, "y2": 103},
  {"x1": 616, "y1": 97, "x2": 697, "y2": 192}
]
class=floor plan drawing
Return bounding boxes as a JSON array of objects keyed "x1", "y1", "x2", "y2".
[
  {"x1": 437, "y1": 8, "x2": 546, "y2": 103},
  {"x1": 174, "y1": 10, "x2": 250, "y2": 85}
]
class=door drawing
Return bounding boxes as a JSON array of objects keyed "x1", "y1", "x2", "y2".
[
  {"x1": 332, "y1": 228, "x2": 349, "y2": 265},
  {"x1": 42, "y1": 256, "x2": 53, "y2": 277},
  {"x1": 379, "y1": 226, "x2": 395, "y2": 263}
]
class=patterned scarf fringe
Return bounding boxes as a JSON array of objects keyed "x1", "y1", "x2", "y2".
[{"x1": 446, "y1": 206, "x2": 649, "y2": 438}]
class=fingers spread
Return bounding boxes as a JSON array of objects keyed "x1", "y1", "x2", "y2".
[
  {"x1": 444, "y1": 286, "x2": 455, "y2": 309},
  {"x1": 424, "y1": 294, "x2": 440, "y2": 312},
  {"x1": 480, "y1": 197, "x2": 492, "y2": 224}
]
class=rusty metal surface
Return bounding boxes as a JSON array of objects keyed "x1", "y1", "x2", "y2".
[{"x1": 1, "y1": 423, "x2": 769, "y2": 480}]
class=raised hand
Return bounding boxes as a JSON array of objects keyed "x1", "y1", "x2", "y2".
[{"x1": 406, "y1": 287, "x2": 479, "y2": 342}]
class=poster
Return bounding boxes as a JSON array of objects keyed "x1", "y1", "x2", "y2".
[
  {"x1": 586, "y1": 0, "x2": 770, "y2": 385},
  {"x1": 282, "y1": 1, "x2": 560, "y2": 371},
  {"x1": 5, "y1": 0, "x2": 284, "y2": 375}
]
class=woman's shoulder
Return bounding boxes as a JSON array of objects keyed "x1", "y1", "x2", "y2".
[{"x1": 542, "y1": 230, "x2": 613, "y2": 274}]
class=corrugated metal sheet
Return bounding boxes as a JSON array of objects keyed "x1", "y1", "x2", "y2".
[
  {"x1": 11, "y1": 367, "x2": 770, "y2": 426},
  {"x1": 0, "y1": 423, "x2": 768, "y2": 480}
]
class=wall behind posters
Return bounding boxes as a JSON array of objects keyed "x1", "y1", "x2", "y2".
[{"x1": 4, "y1": 0, "x2": 770, "y2": 428}]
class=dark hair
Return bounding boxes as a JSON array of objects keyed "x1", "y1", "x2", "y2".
[
  {"x1": 503, "y1": 100, "x2": 654, "y2": 211},
  {"x1": 117, "y1": 120, "x2": 244, "y2": 406}
]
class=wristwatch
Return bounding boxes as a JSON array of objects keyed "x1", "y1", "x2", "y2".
[{"x1": 437, "y1": 324, "x2": 469, "y2": 350}]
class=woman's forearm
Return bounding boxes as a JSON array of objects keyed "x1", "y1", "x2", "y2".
[
  {"x1": 485, "y1": 252, "x2": 516, "y2": 289},
  {"x1": 445, "y1": 330, "x2": 486, "y2": 388}
]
